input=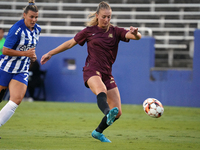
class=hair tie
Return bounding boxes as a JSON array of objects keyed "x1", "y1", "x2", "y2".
[{"x1": 29, "y1": 3, "x2": 35, "y2": 5}]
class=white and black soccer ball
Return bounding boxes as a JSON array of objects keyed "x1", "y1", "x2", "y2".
[{"x1": 143, "y1": 98, "x2": 164, "y2": 118}]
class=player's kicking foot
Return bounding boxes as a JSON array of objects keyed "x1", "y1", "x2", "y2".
[
  {"x1": 106, "y1": 107, "x2": 119, "y2": 126},
  {"x1": 91, "y1": 130, "x2": 111, "y2": 143}
]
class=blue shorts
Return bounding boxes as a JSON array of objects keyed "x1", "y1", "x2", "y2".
[{"x1": 0, "y1": 69, "x2": 29, "y2": 86}]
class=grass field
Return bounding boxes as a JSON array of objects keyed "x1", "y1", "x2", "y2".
[{"x1": 0, "y1": 101, "x2": 200, "y2": 150}]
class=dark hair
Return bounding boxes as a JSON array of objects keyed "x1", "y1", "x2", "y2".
[{"x1": 24, "y1": 0, "x2": 38, "y2": 14}]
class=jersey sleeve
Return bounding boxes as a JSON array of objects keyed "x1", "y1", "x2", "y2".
[
  {"x1": 4, "y1": 25, "x2": 21, "y2": 49},
  {"x1": 74, "y1": 27, "x2": 88, "y2": 46},
  {"x1": 116, "y1": 27, "x2": 130, "y2": 42}
]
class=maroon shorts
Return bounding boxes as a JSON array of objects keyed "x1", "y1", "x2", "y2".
[{"x1": 83, "y1": 69, "x2": 117, "y2": 90}]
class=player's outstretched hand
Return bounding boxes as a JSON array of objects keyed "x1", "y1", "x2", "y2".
[
  {"x1": 130, "y1": 26, "x2": 138, "y2": 35},
  {"x1": 40, "y1": 53, "x2": 51, "y2": 65}
]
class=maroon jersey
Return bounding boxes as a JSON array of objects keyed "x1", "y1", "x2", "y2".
[{"x1": 74, "y1": 25, "x2": 129, "y2": 74}]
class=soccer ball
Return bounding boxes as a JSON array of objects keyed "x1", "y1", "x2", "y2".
[{"x1": 143, "y1": 98, "x2": 164, "y2": 118}]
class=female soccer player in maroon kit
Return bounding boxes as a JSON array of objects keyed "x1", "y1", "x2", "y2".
[{"x1": 41, "y1": 1, "x2": 141, "y2": 143}]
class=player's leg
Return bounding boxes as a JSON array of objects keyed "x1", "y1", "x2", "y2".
[
  {"x1": 87, "y1": 75, "x2": 110, "y2": 114},
  {"x1": 102, "y1": 75, "x2": 121, "y2": 125},
  {"x1": 0, "y1": 73, "x2": 28, "y2": 127},
  {"x1": 88, "y1": 75, "x2": 121, "y2": 142},
  {"x1": 87, "y1": 75, "x2": 107, "y2": 95},
  {"x1": 94, "y1": 87, "x2": 121, "y2": 133},
  {"x1": 87, "y1": 76, "x2": 112, "y2": 142},
  {"x1": 91, "y1": 87, "x2": 122, "y2": 142},
  {"x1": 9, "y1": 79, "x2": 27, "y2": 105},
  {"x1": 107, "y1": 87, "x2": 122, "y2": 119}
]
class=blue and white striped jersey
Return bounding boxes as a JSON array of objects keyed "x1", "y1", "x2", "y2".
[{"x1": 0, "y1": 19, "x2": 41, "y2": 73}]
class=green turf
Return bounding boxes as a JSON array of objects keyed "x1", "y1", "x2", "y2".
[{"x1": 0, "y1": 101, "x2": 200, "y2": 150}]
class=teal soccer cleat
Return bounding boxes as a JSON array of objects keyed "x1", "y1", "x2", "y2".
[
  {"x1": 106, "y1": 107, "x2": 119, "y2": 126},
  {"x1": 91, "y1": 130, "x2": 111, "y2": 143}
]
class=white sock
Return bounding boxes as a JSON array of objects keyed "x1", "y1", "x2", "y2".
[{"x1": 0, "y1": 100, "x2": 18, "y2": 127}]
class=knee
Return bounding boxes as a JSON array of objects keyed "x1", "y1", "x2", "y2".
[
  {"x1": 11, "y1": 99, "x2": 22, "y2": 105},
  {"x1": 96, "y1": 89, "x2": 107, "y2": 96},
  {"x1": 10, "y1": 95, "x2": 24, "y2": 105}
]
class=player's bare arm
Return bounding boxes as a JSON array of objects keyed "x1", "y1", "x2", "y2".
[
  {"x1": 40, "y1": 38, "x2": 77, "y2": 65},
  {"x1": 3, "y1": 47, "x2": 36, "y2": 58},
  {"x1": 125, "y1": 26, "x2": 142, "y2": 40}
]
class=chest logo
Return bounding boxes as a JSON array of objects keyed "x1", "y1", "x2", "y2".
[
  {"x1": 96, "y1": 71, "x2": 100, "y2": 76},
  {"x1": 108, "y1": 33, "x2": 113, "y2": 38}
]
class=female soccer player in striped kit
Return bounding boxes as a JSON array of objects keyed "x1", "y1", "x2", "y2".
[
  {"x1": 0, "y1": 0, "x2": 41, "y2": 136},
  {"x1": 41, "y1": 1, "x2": 141, "y2": 142}
]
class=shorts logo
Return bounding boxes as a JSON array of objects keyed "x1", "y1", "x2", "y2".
[{"x1": 110, "y1": 77, "x2": 115, "y2": 83}]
